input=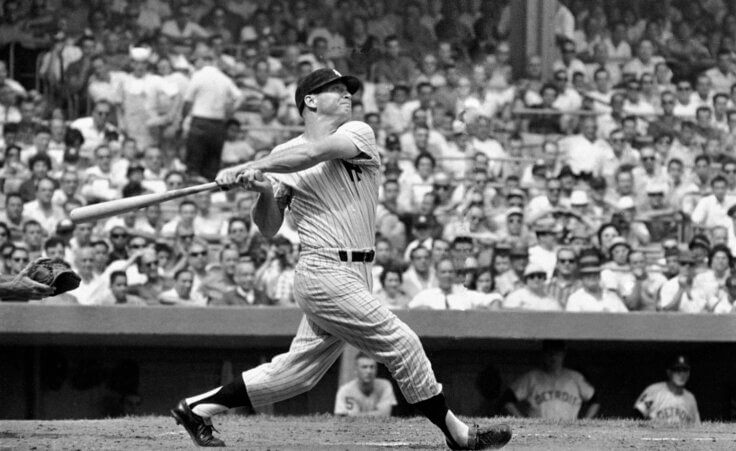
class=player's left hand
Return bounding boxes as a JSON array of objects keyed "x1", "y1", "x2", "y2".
[{"x1": 237, "y1": 168, "x2": 272, "y2": 193}]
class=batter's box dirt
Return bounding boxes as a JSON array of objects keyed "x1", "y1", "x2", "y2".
[{"x1": 1, "y1": 415, "x2": 735, "y2": 450}]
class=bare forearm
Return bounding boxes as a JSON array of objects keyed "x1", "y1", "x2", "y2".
[
  {"x1": 583, "y1": 403, "x2": 600, "y2": 419},
  {"x1": 252, "y1": 190, "x2": 284, "y2": 238}
]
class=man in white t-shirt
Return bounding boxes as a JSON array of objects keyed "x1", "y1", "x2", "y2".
[
  {"x1": 634, "y1": 355, "x2": 700, "y2": 424},
  {"x1": 503, "y1": 340, "x2": 599, "y2": 420},
  {"x1": 334, "y1": 352, "x2": 397, "y2": 417}
]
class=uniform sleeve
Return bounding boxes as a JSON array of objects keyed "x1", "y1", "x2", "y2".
[
  {"x1": 334, "y1": 121, "x2": 380, "y2": 167},
  {"x1": 634, "y1": 385, "x2": 655, "y2": 418},
  {"x1": 691, "y1": 395, "x2": 701, "y2": 423},
  {"x1": 334, "y1": 385, "x2": 349, "y2": 415},
  {"x1": 510, "y1": 371, "x2": 533, "y2": 402},
  {"x1": 574, "y1": 371, "x2": 595, "y2": 402}
]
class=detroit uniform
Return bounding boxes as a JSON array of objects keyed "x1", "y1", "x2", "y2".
[
  {"x1": 509, "y1": 368, "x2": 595, "y2": 419},
  {"x1": 334, "y1": 378, "x2": 397, "y2": 415},
  {"x1": 237, "y1": 120, "x2": 443, "y2": 407},
  {"x1": 634, "y1": 382, "x2": 700, "y2": 424}
]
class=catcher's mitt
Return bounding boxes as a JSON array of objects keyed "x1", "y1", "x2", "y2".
[{"x1": 26, "y1": 258, "x2": 81, "y2": 295}]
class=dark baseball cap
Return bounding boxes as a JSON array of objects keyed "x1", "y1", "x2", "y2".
[
  {"x1": 295, "y1": 68, "x2": 362, "y2": 115},
  {"x1": 669, "y1": 355, "x2": 690, "y2": 371}
]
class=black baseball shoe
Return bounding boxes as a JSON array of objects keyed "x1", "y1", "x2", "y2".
[
  {"x1": 446, "y1": 423, "x2": 512, "y2": 450},
  {"x1": 170, "y1": 399, "x2": 226, "y2": 447}
]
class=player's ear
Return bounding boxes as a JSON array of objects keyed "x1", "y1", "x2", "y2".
[{"x1": 304, "y1": 93, "x2": 318, "y2": 110}]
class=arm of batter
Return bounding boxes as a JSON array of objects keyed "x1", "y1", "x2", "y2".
[{"x1": 216, "y1": 133, "x2": 360, "y2": 186}]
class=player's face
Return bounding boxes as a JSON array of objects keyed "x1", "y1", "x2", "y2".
[
  {"x1": 356, "y1": 357, "x2": 377, "y2": 384},
  {"x1": 313, "y1": 82, "x2": 351, "y2": 118},
  {"x1": 668, "y1": 368, "x2": 690, "y2": 387}
]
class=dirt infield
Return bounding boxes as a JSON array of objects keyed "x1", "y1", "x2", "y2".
[{"x1": 2, "y1": 415, "x2": 735, "y2": 450}]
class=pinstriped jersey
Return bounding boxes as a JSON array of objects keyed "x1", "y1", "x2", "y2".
[{"x1": 269, "y1": 121, "x2": 380, "y2": 251}]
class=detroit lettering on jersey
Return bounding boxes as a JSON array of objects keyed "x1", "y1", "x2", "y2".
[
  {"x1": 654, "y1": 406, "x2": 695, "y2": 422},
  {"x1": 268, "y1": 121, "x2": 380, "y2": 250},
  {"x1": 533, "y1": 389, "x2": 582, "y2": 408},
  {"x1": 634, "y1": 382, "x2": 700, "y2": 424}
]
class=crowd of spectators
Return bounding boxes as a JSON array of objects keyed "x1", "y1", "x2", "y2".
[{"x1": 1, "y1": 0, "x2": 736, "y2": 313}]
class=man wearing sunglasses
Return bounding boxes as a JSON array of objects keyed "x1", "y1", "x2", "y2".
[{"x1": 503, "y1": 263, "x2": 561, "y2": 311}]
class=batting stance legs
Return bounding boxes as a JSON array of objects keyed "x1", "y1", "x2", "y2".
[{"x1": 172, "y1": 253, "x2": 511, "y2": 449}]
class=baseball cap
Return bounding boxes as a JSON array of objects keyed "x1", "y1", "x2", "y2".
[
  {"x1": 617, "y1": 196, "x2": 635, "y2": 210},
  {"x1": 669, "y1": 355, "x2": 690, "y2": 371},
  {"x1": 646, "y1": 182, "x2": 667, "y2": 195},
  {"x1": 578, "y1": 254, "x2": 601, "y2": 273},
  {"x1": 295, "y1": 68, "x2": 362, "y2": 115},
  {"x1": 506, "y1": 188, "x2": 526, "y2": 200},
  {"x1": 506, "y1": 207, "x2": 523, "y2": 218},
  {"x1": 689, "y1": 234, "x2": 711, "y2": 251},
  {"x1": 523, "y1": 263, "x2": 547, "y2": 278},
  {"x1": 413, "y1": 214, "x2": 435, "y2": 229},
  {"x1": 609, "y1": 236, "x2": 631, "y2": 251}
]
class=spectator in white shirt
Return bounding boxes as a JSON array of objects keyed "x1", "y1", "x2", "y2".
[
  {"x1": 691, "y1": 175, "x2": 736, "y2": 231},
  {"x1": 658, "y1": 250, "x2": 704, "y2": 312},
  {"x1": 24, "y1": 177, "x2": 66, "y2": 237},
  {"x1": 558, "y1": 116, "x2": 608, "y2": 178},
  {"x1": 705, "y1": 49, "x2": 736, "y2": 94},
  {"x1": 183, "y1": 46, "x2": 243, "y2": 180},
  {"x1": 673, "y1": 80, "x2": 698, "y2": 118},
  {"x1": 70, "y1": 100, "x2": 119, "y2": 161},
  {"x1": 409, "y1": 258, "x2": 489, "y2": 310},
  {"x1": 503, "y1": 263, "x2": 561, "y2": 311},
  {"x1": 566, "y1": 256, "x2": 628, "y2": 313}
]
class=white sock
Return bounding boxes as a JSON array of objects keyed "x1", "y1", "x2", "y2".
[
  {"x1": 185, "y1": 388, "x2": 229, "y2": 418},
  {"x1": 445, "y1": 411, "x2": 470, "y2": 446}
]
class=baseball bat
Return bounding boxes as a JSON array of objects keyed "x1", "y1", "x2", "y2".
[{"x1": 69, "y1": 182, "x2": 222, "y2": 223}]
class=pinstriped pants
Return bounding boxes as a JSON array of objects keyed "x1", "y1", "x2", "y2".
[{"x1": 241, "y1": 250, "x2": 442, "y2": 406}]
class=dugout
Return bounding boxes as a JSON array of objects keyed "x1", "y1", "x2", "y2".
[{"x1": 2, "y1": 305, "x2": 736, "y2": 421}]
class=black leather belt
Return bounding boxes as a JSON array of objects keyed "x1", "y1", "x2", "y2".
[{"x1": 338, "y1": 250, "x2": 375, "y2": 263}]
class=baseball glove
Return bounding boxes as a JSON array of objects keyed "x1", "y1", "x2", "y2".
[{"x1": 26, "y1": 258, "x2": 81, "y2": 295}]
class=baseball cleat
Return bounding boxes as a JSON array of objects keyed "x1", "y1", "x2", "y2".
[
  {"x1": 446, "y1": 423, "x2": 512, "y2": 450},
  {"x1": 170, "y1": 399, "x2": 226, "y2": 447}
]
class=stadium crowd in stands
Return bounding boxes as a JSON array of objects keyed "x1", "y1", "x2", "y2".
[{"x1": 1, "y1": 0, "x2": 736, "y2": 313}]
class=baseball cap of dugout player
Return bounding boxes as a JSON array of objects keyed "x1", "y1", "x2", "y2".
[
  {"x1": 669, "y1": 355, "x2": 691, "y2": 371},
  {"x1": 295, "y1": 68, "x2": 362, "y2": 115}
]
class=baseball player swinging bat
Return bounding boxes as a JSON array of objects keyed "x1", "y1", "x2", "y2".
[{"x1": 69, "y1": 182, "x2": 223, "y2": 223}]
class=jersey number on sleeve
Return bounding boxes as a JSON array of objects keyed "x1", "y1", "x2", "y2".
[{"x1": 342, "y1": 161, "x2": 363, "y2": 183}]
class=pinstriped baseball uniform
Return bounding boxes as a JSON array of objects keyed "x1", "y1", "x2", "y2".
[{"x1": 241, "y1": 120, "x2": 442, "y2": 406}]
